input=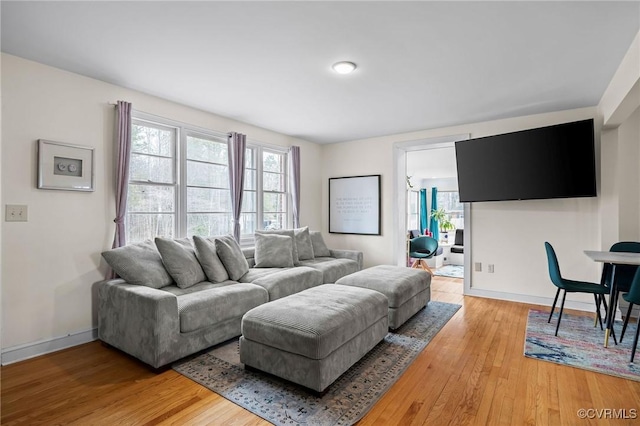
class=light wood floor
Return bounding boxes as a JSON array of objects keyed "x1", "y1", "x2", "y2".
[{"x1": 2, "y1": 276, "x2": 640, "y2": 425}]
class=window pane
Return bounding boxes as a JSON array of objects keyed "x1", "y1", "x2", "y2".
[
  {"x1": 263, "y1": 152, "x2": 284, "y2": 173},
  {"x1": 126, "y1": 213, "x2": 174, "y2": 244},
  {"x1": 132, "y1": 124, "x2": 173, "y2": 157},
  {"x1": 242, "y1": 191, "x2": 256, "y2": 212},
  {"x1": 245, "y1": 148, "x2": 254, "y2": 168},
  {"x1": 263, "y1": 213, "x2": 286, "y2": 231},
  {"x1": 244, "y1": 169, "x2": 256, "y2": 190},
  {"x1": 127, "y1": 185, "x2": 175, "y2": 212},
  {"x1": 240, "y1": 212, "x2": 257, "y2": 235},
  {"x1": 187, "y1": 187, "x2": 230, "y2": 212},
  {"x1": 263, "y1": 171, "x2": 285, "y2": 192},
  {"x1": 187, "y1": 213, "x2": 232, "y2": 237},
  {"x1": 187, "y1": 161, "x2": 228, "y2": 188},
  {"x1": 436, "y1": 191, "x2": 464, "y2": 229},
  {"x1": 187, "y1": 135, "x2": 227, "y2": 164},
  {"x1": 264, "y1": 192, "x2": 286, "y2": 213},
  {"x1": 130, "y1": 153, "x2": 174, "y2": 183}
]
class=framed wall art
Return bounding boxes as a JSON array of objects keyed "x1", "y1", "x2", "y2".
[
  {"x1": 37, "y1": 139, "x2": 95, "y2": 191},
  {"x1": 329, "y1": 174, "x2": 381, "y2": 235}
]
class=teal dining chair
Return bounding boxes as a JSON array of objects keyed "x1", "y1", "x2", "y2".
[
  {"x1": 601, "y1": 242, "x2": 640, "y2": 343},
  {"x1": 618, "y1": 268, "x2": 640, "y2": 362},
  {"x1": 545, "y1": 242, "x2": 609, "y2": 336},
  {"x1": 409, "y1": 236, "x2": 438, "y2": 275}
]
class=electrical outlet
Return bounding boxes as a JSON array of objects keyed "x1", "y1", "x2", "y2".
[
  {"x1": 474, "y1": 262, "x2": 482, "y2": 272},
  {"x1": 488, "y1": 264, "x2": 495, "y2": 273},
  {"x1": 6, "y1": 205, "x2": 28, "y2": 222}
]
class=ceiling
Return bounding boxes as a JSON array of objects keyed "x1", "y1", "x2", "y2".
[
  {"x1": 407, "y1": 147, "x2": 457, "y2": 182},
  {"x1": 2, "y1": 1, "x2": 639, "y2": 144}
]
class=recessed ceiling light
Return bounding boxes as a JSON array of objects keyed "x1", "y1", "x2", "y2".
[{"x1": 332, "y1": 61, "x2": 357, "y2": 74}]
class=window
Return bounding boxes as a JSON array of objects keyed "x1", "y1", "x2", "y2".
[
  {"x1": 127, "y1": 120, "x2": 177, "y2": 243},
  {"x1": 436, "y1": 191, "x2": 464, "y2": 229},
  {"x1": 262, "y1": 150, "x2": 288, "y2": 230},
  {"x1": 407, "y1": 190, "x2": 419, "y2": 231},
  {"x1": 185, "y1": 133, "x2": 231, "y2": 237},
  {"x1": 242, "y1": 146, "x2": 289, "y2": 241},
  {"x1": 126, "y1": 115, "x2": 289, "y2": 244}
]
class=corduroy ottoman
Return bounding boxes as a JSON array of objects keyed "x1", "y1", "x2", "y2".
[
  {"x1": 239, "y1": 284, "x2": 388, "y2": 393},
  {"x1": 335, "y1": 265, "x2": 431, "y2": 329}
]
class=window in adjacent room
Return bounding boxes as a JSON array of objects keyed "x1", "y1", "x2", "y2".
[
  {"x1": 407, "y1": 190, "x2": 419, "y2": 231},
  {"x1": 436, "y1": 190, "x2": 464, "y2": 229}
]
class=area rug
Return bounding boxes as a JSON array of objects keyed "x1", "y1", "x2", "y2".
[
  {"x1": 434, "y1": 264, "x2": 464, "y2": 279},
  {"x1": 524, "y1": 309, "x2": 640, "y2": 381},
  {"x1": 173, "y1": 301, "x2": 461, "y2": 425}
]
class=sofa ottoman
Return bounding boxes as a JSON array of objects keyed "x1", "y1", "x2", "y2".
[
  {"x1": 239, "y1": 284, "x2": 388, "y2": 393},
  {"x1": 335, "y1": 265, "x2": 431, "y2": 329}
]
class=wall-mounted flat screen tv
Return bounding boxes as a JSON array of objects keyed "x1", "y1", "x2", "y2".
[{"x1": 455, "y1": 119, "x2": 596, "y2": 202}]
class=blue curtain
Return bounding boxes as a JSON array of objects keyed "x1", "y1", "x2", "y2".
[
  {"x1": 419, "y1": 189, "x2": 428, "y2": 234},
  {"x1": 429, "y1": 187, "x2": 439, "y2": 241}
]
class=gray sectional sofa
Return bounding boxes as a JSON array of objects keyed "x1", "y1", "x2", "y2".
[{"x1": 98, "y1": 229, "x2": 362, "y2": 369}]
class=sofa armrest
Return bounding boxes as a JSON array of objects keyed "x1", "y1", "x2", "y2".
[
  {"x1": 330, "y1": 249, "x2": 364, "y2": 271},
  {"x1": 98, "y1": 279, "x2": 179, "y2": 368}
]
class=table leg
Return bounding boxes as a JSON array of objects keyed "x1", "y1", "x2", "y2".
[{"x1": 604, "y1": 264, "x2": 617, "y2": 348}]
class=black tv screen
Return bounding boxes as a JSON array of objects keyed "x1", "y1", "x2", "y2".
[{"x1": 455, "y1": 119, "x2": 596, "y2": 202}]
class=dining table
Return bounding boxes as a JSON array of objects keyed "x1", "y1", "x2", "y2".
[{"x1": 584, "y1": 250, "x2": 640, "y2": 347}]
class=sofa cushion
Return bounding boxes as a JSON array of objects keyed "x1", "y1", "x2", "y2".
[
  {"x1": 250, "y1": 267, "x2": 324, "y2": 300},
  {"x1": 294, "y1": 226, "x2": 315, "y2": 260},
  {"x1": 193, "y1": 235, "x2": 230, "y2": 283},
  {"x1": 102, "y1": 240, "x2": 173, "y2": 289},
  {"x1": 309, "y1": 231, "x2": 331, "y2": 257},
  {"x1": 254, "y1": 233, "x2": 294, "y2": 268},
  {"x1": 176, "y1": 283, "x2": 268, "y2": 333},
  {"x1": 155, "y1": 237, "x2": 206, "y2": 289},
  {"x1": 238, "y1": 268, "x2": 285, "y2": 283},
  {"x1": 215, "y1": 235, "x2": 250, "y2": 280},
  {"x1": 298, "y1": 257, "x2": 360, "y2": 283},
  {"x1": 255, "y1": 229, "x2": 300, "y2": 265}
]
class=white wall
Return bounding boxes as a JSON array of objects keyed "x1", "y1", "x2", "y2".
[
  {"x1": 322, "y1": 107, "x2": 602, "y2": 307},
  {"x1": 617, "y1": 107, "x2": 640, "y2": 241},
  {"x1": 0, "y1": 54, "x2": 322, "y2": 360}
]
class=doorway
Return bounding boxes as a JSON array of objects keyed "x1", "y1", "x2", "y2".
[{"x1": 392, "y1": 134, "x2": 472, "y2": 294}]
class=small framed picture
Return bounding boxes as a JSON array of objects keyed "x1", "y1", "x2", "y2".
[{"x1": 37, "y1": 139, "x2": 95, "y2": 191}]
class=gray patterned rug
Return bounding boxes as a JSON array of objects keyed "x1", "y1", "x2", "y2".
[{"x1": 173, "y1": 301, "x2": 461, "y2": 425}]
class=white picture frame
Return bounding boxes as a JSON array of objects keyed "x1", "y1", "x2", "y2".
[
  {"x1": 329, "y1": 175, "x2": 381, "y2": 235},
  {"x1": 37, "y1": 139, "x2": 95, "y2": 192}
]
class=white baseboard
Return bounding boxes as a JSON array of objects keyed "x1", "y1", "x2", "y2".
[
  {"x1": 465, "y1": 287, "x2": 604, "y2": 313},
  {"x1": 1, "y1": 328, "x2": 98, "y2": 366}
]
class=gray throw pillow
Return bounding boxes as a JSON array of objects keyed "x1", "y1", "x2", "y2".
[
  {"x1": 102, "y1": 240, "x2": 173, "y2": 289},
  {"x1": 255, "y1": 229, "x2": 300, "y2": 265},
  {"x1": 254, "y1": 233, "x2": 295, "y2": 268},
  {"x1": 215, "y1": 235, "x2": 250, "y2": 281},
  {"x1": 294, "y1": 226, "x2": 315, "y2": 260},
  {"x1": 193, "y1": 235, "x2": 230, "y2": 283},
  {"x1": 155, "y1": 237, "x2": 206, "y2": 289},
  {"x1": 309, "y1": 231, "x2": 331, "y2": 257}
]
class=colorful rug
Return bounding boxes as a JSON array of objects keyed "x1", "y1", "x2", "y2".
[
  {"x1": 524, "y1": 309, "x2": 640, "y2": 381},
  {"x1": 434, "y1": 264, "x2": 464, "y2": 279},
  {"x1": 173, "y1": 301, "x2": 461, "y2": 425}
]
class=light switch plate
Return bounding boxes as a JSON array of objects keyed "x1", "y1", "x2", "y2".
[{"x1": 6, "y1": 205, "x2": 28, "y2": 222}]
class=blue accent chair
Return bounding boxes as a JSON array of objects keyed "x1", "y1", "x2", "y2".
[{"x1": 409, "y1": 236, "x2": 439, "y2": 275}]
